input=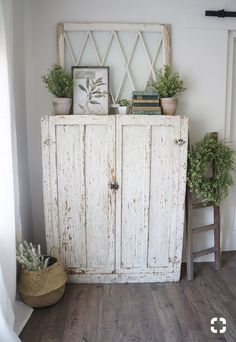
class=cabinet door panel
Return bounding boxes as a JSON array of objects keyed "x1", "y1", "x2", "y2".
[
  {"x1": 85, "y1": 124, "x2": 114, "y2": 268},
  {"x1": 120, "y1": 125, "x2": 149, "y2": 268},
  {"x1": 56, "y1": 124, "x2": 86, "y2": 268},
  {"x1": 43, "y1": 116, "x2": 115, "y2": 274},
  {"x1": 116, "y1": 115, "x2": 186, "y2": 276},
  {"x1": 148, "y1": 124, "x2": 176, "y2": 268}
]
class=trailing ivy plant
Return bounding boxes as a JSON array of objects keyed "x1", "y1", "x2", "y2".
[
  {"x1": 42, "y1": 64, "x2": 73, "y2": 98},
  {"x1": 187, "y1": 133, "x2": 235, "y2": 205},
  {"x1": 150, "y1": 64, "x2": 186, "y2": 98}
]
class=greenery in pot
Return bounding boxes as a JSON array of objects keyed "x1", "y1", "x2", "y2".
[
  {"x1": 16, "y1": 241, "x2": 50, "y2": 271},
  {"x1": 187, "y1": 133, "x2": 235, "y2": 205},
  {"x1": 118, "y1": 98, "x2": 130, "y2": 106},
  {"x1": 42, "y1": 64, "x2": 73, "y2": 98},
  {"x1": 151, "y1": 64, "x2": 186, "y2": 98}
]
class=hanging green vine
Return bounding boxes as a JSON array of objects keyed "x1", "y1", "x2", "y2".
[{"x1": 187, "y1": 133, "x2": 235, "y2": 205}]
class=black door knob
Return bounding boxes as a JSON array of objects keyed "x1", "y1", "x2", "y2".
[{"x1": 110, "y1": 182, "x2": 119, "y2": 190}]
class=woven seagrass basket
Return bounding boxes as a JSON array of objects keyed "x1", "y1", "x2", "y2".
[{"x1": 18, "y1": 257, "x2": 67, "y2": 308}]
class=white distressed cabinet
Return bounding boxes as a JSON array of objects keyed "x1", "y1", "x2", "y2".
[{"x1": 41, "y1": 115, "x2": 188, "y2": 282}]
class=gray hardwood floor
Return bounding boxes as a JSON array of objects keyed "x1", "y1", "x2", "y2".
[{"x1": 20, "y1": 252, "x2": 236, "y2": 342}]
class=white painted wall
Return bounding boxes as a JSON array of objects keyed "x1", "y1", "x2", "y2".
[
  {"x1": 12, "y1": 0, "x2": 33, "y2": 243},
  {"x1": 22, "y1": 0, "x2": 236, "y2": 257}
]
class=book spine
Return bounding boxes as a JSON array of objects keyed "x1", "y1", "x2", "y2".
[
  {"x1": 132, "y1": 92, "x2": 159, "y2": 96},
  {"x1": 132, "y1": 99, "x2": 160, "y2": 104},
  {"x1": 132, "y1": 106, "x2": 161, "y2": 111},
  {"x1": 132, "y1": 104, "x2": 161, "y2": 108},
  {"x1": 132, "y1": 110, "x2": 162, "y2": 115},
  {"x1": 133, "y1": 96, "x2": 159, "y2": 100}
]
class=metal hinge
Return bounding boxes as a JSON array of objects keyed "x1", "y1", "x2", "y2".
[{"x1": 175, "y1": 139, "x2": 186, "y2": 146}]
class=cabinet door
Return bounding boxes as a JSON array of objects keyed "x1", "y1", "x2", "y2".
[
  {"x1": 42, "y1": 115, "x2": 116, "y2": 275},
  {"x1": 116, "y1": 115, "x2": 188, "y2": 281}
]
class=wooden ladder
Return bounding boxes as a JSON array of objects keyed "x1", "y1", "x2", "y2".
[{"x1": 186, "y1": 133, "x2": 221, "y2": 281}]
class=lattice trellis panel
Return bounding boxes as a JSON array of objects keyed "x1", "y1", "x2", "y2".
[{"x1": 57, "y1": 23, "x2": 171, "y2": 104}]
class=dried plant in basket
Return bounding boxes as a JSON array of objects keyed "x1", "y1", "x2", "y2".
[
  {"x1": 17, "y1": 241, "x2": 67, "y2": 308},
  {"x1": 16, "y1": 241, "x2": 49, "y2": 271}
]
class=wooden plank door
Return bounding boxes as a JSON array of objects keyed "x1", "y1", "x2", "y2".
[
  {"x1": 41, "y1": 115, "x2": 116, "y2": 279},
  {"x1": 115, "y1": 115, "x2": 188, "y2": 282}
]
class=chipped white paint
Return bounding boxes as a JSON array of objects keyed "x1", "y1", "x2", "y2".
[
  {"x1": 62, "y1": 22, "x2": 165, "y2": 33},
  {"x1": 41, "y1": 117, "x2": 54, "y2": 254},
  {"x1": 42, "y1": 115, "x2": 188, "y2": 282},
  {"x1": 42, "y1": 115, "x2": 115, "y2": 274},
  {"x1": 115, "y1": 115, "x2": 188, "y2": 280}
]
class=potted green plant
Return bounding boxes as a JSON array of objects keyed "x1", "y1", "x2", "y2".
[
  {"x1": 17, "y1": 241, "x2": 67, "y2": 308},
  {"x1": 151, "y1": 65, "x2": 186, "y2": 115},
  {"x1": 42, "y1": 64, "x2": 73, "y2": 115},
  {"x1": 118, "y1": 98, "x2": 131, "y2": 115}
]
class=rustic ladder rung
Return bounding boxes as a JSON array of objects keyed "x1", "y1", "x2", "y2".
[
  {"x1": 192, "y1": 201, "x2": 215, "y2": 209},
  {"x1": 193, "y1": 247, "x2": 215, "y2": 258},
  {"x1": 186, "y1": 190, "x2": 221, "y2": 281},
  {"x1": 192, "y1": 224, "x2": 216, "y2": 234}
]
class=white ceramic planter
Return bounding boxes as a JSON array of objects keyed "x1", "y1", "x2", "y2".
[
  {"x1": 161, "y1": 97, "x2": 178, "y2": 116},
  {"x1": 52, "y1": 97, "x2": 72, "y2": 115},
  {"x1": 119, "y1": 106, "x2": 128, "y2": 115}
]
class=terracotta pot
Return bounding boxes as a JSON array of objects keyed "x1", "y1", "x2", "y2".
[
  {"x1": 161, "y1": 97, "x2": 178, "y2": 115},
  {"x1": 52, "y1": 97, "x2": 72, "y2": 115}
]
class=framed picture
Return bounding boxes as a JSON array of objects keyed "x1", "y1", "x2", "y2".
[{"x1": 72, "y1": 66, "x2": 109, "y2": 115}]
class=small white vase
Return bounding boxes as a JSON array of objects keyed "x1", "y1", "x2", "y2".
[
  {"x1": 52, "y1": 97, "x2": 72, "y2": 115},
  {"x1": 119, "y1": 106, "x2": 128, "y2": 115},
  {"x1": 161, "y1": 97, "x2": 178, "y2": 116}
]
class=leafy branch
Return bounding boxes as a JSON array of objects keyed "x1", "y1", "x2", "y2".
[{"x1": 78, "y1": 77, "x2": 107, "y2": 112}]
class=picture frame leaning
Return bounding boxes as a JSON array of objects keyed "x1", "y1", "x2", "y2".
[{"x1": 72, "y1": 66, "x2": 109, "y2": 115}]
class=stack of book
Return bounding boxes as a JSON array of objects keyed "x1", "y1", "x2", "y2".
[{"x1": 132, "y1": 91, "x2": 161, "y2": 115}]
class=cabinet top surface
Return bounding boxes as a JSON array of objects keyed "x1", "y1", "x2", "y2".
[{"x1": 42, "y1": 114, "x2": 189, "y2": 120}]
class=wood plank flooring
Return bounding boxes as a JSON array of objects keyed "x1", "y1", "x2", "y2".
[{"x1": 20, "y1": 252, "x2": 236, "y2": 342}]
